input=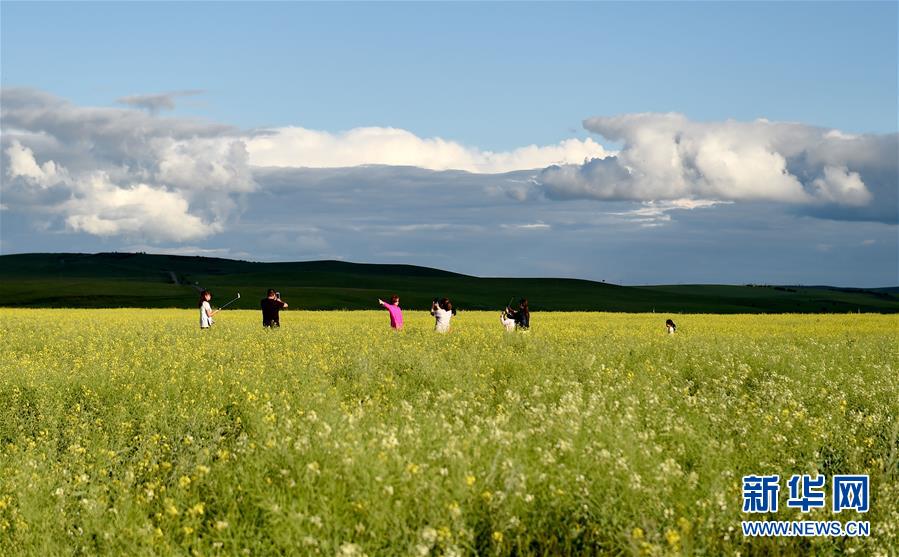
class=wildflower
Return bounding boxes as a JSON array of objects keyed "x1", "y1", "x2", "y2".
[
  {"x1": 632, "y1": 527, "x2": 644, "y2": 540},
  {"x1": 420, "y1": 526, "x2": 437, "y2": 544},
  {"x1": 338, "y1": 542, "x2": 366, "y2": 557},
  {"x1": 492, "y1": 531, "x2": 503, "y2": 543},
  {"x1": 665, "y1": 529, "x2": 680, "y2": 548}
]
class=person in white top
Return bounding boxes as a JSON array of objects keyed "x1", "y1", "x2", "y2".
[
  {"x1": 431, "y1": 297, "x2": 455, "y2": 333},
  {"x1": 666, "y1": 319, "x2": 677, "y2": 334},
  {"x1": 500, "y1": 307, "x2": 516, "y2": 332},
  {"x1": 199, "y1": 290, "x2": 218, "y2": 329}
]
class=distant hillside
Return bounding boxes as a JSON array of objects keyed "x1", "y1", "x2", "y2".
[{"x1": 1, "y1": 252, "x2": 897, "y2": 313}]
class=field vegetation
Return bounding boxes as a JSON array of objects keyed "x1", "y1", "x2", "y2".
[{"x1": 0, "y1": 309, "x2": 896, "y2": 556}]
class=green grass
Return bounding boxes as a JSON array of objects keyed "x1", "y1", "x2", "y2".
[
  {"x1": 1, "y1": 252, "x2": 897, "y2": 313},
  {"x1": 0, "y1": 309, "x2": 897, "y2": 556}
]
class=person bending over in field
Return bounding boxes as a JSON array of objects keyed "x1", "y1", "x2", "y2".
[
  {"x1": 505, "y1": 298, "x2": 530, "y2": 331},
  {"x1": 431, "y1": 297, "x2": 455, "y2": 333},
  {"x1": 666, "y1": 319, "x2": 677, "y2": 334},
  {"x1": 199, "y1": 290, "x2": 217, "y2": 329},
  {"x1": 500, "y1": 306, "x2": 516, "y2": 332},
  {"x1": 378, "y1": 294, "x2": 404, "y2": 330},
  {"x1": 261, "y1": 289, "x2": 288, "y2": 328}
]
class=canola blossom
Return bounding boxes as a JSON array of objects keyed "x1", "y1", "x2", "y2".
[{"x1": 0, "y1": 309, "x2": 897, "y2": 555}]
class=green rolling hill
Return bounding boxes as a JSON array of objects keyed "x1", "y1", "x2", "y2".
[{"x1": 0, "y1": 252, "x2": 897, "y2": 313}]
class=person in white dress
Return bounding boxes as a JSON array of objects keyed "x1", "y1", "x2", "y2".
[
  {"x1": 199, "y1": 290, "x2": 217, "y2": 329},
  {"x1": 431, "y1": 298, "x2": 454, "y2": 333},
  {"x1": 500, "y1": 307, "x2": 516, "y2": 332}
]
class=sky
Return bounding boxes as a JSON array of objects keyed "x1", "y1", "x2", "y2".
[{"x1": 1, "y1": 1, "x2": 897, "y2": 286}]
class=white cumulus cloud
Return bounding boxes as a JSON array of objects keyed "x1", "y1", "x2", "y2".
[
  {"x1": 2, "y1": 89, "x2": 255, "y2": 242},
  {"x1": 155, "y1": 137, "x2": 255, "y2": 193},
  {"x1": 536, "y1": 113, "x2": 895, "y2": 221},
  {"x1": 5, "y1": 140, "x2": 67, "y2": 188},
  {"x1": 63, "y1": 174, "x2": 217, "y2": 242},
  {"x1": 811, "y1": 166, "x2": 871, "y2": 207}
]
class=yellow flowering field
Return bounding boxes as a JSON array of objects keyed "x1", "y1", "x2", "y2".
[{"x1": 0, "y1": 309, "x2": 896, "y2": 556}]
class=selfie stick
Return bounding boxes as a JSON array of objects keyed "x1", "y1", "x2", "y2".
[{"x1": 218, "y1": 292, "x2": 241, "y2": 310}]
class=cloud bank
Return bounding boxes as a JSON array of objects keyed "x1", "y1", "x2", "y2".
[
  {"x1": 536, "y1": 113, "x2": 896, "y2": 223},
  {"x1": 2, "y1": 88, "x2": 896, "y2": 257},
  {"x1": 246, "y1": 126, "x2": 609, "y2": 173}
]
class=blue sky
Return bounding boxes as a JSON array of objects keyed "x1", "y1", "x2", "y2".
[
  {"x1": 1, "y1": 2, "x2": 897, "y2": 285},
  {"x1": 4, "y1": 2, "x2": 896, "y2": 144}
]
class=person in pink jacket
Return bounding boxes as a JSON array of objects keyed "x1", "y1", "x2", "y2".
[{"x1": 378, "y1": 294, "x2": 404, "y2": 330}]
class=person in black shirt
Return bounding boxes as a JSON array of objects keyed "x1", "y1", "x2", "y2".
[{"x1": 261, "y1": 289, "x2": 288, "y2": 327}]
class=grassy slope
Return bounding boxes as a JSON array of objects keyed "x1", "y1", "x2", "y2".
[{"x1": 1, "y1": 252, "x2": 897, "y2": 313}]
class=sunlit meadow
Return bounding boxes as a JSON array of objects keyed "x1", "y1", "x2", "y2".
[{"x1": 0, "y1": 309, "x2": 896, "y2": 556}]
